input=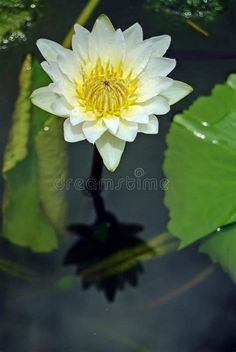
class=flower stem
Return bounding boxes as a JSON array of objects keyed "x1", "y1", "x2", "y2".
[
  {"x1": 89, "y1": 146, "x2": 103, "y2": 195},
  {"x1": 63, "y1": 0, "x2": 100, "y2": 49}
]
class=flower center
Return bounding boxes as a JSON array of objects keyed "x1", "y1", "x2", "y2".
[{"x1": 77, "y1": 60, "x2": 138, "y2": 117}]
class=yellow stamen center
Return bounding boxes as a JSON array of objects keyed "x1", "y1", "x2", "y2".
[{"x1": 76, "y1": 59, "x2": 138, "y2": 118}]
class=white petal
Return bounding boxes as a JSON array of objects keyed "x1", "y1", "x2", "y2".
[
  {"x1": 41, "y1": 62, "x2": 78, "y2": 108},
  {"x1": 137, "y1": 77, "x2": 173, "y2": 102},
  {"x1": 123, "y1": 23, "x2": 143, "y2": 49},
  {"x1": 89, "y1": 16, "x2": 114, "y2": 63},
  {"x1": 37, "y1": 39, "x2": 71, "y2": 63},
  {"x1": 51, "y1": 97, "x2": 72, "y2": 117},
  {"x1": 115, "y1": 120, "x2": 138, "y2": 142},
  {"x1": 69, "y1": 107, "x2": 95, "y2": 126},
  {"x1": 147, "y1": 35, "x2": 171, "y2": 57},
  {"x1": 49, "y1": 80, "x2": 78, "y2": 107},
  {"x1": 31, "y1": 87, "x2": 58, "y2": 115},
  {"x1": 110, "y1": 29, "x2": 126, "y2": 65},
  {"x1": 122, "y1": 105, "x2": 149, "y2": 123},
  {"x1": 123, "y1": 41, "x2": 152, "y2": 78},
  {"x1": 96, "y1": 132, "x2": 126, "y2": 172},
  {"x1": 138, "y1": 115, "x2": 159, "y2": 134},
  {"x1": 161, "y1": 80, "x2": 193, "y2": 105},
  {"x1": 37, "y1": 39, "x2": 80, "y2": 80},
  {"x1": 103, "y1": 116, "x2": 120, "y2": 133},
  {"x1": 144, "y1": 57, "x2": 176, "y2": 77},
  {"x1": 82, "y1": 119, "x2": 107, "y2": 144},
  {"x1": 41, "y1": 61, "x2": 62, "y2": 82},
  {"x1": 140, "y1": 96, "x2": 170, "y2": 115},
  {"x1": 37, "y1": 39, "x2": 62, "y2": 61},
  {"x1": 89, "y1": 21, "x2": 124, "y2": 65},
  {"x1": 72, "y1": 24, "x2": 90, "y2": 60},
  {"x1": 64, "y1": 118, "x2": 85, "y2": 142},
  {"x1": 93, "y1": 14, "x2": 115, "y2": 32},
  {"x1": 57, "y1": 51, "x2": 81, "y2": 80}
]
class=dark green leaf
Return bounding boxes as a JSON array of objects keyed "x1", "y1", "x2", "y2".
[{"x1": 2, "y1": 54, "x2": 67, "y2": 252}]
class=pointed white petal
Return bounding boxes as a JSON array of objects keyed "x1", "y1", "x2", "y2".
[
  {"x1": 38, "y1": 39, "x2": 80, "y2": 80},
  {"x1": 37, "y1": 39, "x2": 71, "y2": 62},
  {"x1": 96, "y1": 132, "x2": 126, "y2": 172},
  {"x1": 41, "y1": 61, "x2": 62, "y2": 82},
  {"x1": 49, "y1": 79, "x2": 78, "y2": 107},
  {"x1": 144, "y1": 57, "x2": 176, "y2": 77},
  {"x1": 123, "y1": 41, "x2": 152, "y2": 78},
  {"x1": 89, "y1": 15, "x2": 114, "y2": 62},
  {"x1": 122, "y1": 105, "x2": 149, "y2": 123},
  {"x1": 57, "y1": 51, "x2": 81, "y2": 80},
  {"x1": 72, "y1": 24, "x2": 90, "y2": 60},
  {"x1": 82, "y1": 119, "x2": 107, "y2": 144},
  {"x1": 123, "y1": 23, "x2": 143, "y2": 49},
  {"x1": 89, "y1": 21, "x2": 124, "y2": 65},
  {"x1": 31, "y1": 86, "x2": 59, "y2": 115},
  {"x1": 103, "y1": 116, "x2": 120, "y2": 133},
  {"x1": 140, "y1": 96, "x2": 170, "y2": 115},
  {"x1": 161, "y1": 80, "x2": 193, "y2": 105},
  {"x1": 93, "y1": 14, "x2": 115, "y2": 32},
  {"x1": 37, "y1": 39, "x2": 62, "y2": 61},
  {"x1": 63, "y1": 118, "x2": 85, "y2": 142},
  {"x1": 115, "y1": 120, "x2": 138, "y2": 142},
  {"x1": 41, "y1": 62, "x2": 78, "y2": 108},
  {"x1": 69, "y1": 108, "x2": 86, "y2": 125},
  {"x1": 51, "y1": 96, "x2": 72, "y2": 117},
  {"x1": 69, "y1": 107, "x2": 95, "y2": 126},
  {"x1": 147, "y1": 35, "x2": 171, "y2": 57},
  {"x1": 137, "y1": 77, "x2": 173, "y2": 102},
  {"x1": 138, "y1": 115, "x2": 159, "y2": 134},
  {"x1": 110, "y1": 29, "x2": 126, "y2": 65}
]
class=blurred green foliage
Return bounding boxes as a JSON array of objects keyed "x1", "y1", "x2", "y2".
[
  {"x1": 2, "y1": 54, "x2": 68, "y2": 252},
  {"x1": 164, "y1": 74, "x2": 236, "y2": 281},
  {"x1": 0, "y1": 0, "x2": 40, "y2": 49},
  {"x1": 144, "y1": 0, "x2": 227, "y2": 19}
]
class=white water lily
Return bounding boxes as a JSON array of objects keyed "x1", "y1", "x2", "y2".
[{"x1": 31, "y1": 15, "x2": 192, "y2": 171}]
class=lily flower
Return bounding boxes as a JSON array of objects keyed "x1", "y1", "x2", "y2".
[{"x1": 31, "y1": 15, "x2": 192, "y2": 171}]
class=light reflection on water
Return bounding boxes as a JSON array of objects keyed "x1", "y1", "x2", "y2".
[
  {"x1": 0, "y1": 0, "x2": 40, "y2": 50},
  {"x1": 144, "y1": 0, "x2": 227, "y2": 20}
]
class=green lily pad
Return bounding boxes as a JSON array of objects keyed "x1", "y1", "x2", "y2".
[
  {"x1": 164, "y1": 74, "x2": 236, "y2": 280},
  {"x1": 200, "y1": 225, "x2": 236, "y2": 282},
  {"x1": 2, "y1": 54, "x2": 67, "y2": 252},
  {"x1": 164, "y1": 74, "x2": 236, "y2": 247}
]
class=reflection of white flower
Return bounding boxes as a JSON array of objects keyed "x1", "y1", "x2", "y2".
[{"x1": 31, "y1": 15, "x2": 192, "y2": 171}]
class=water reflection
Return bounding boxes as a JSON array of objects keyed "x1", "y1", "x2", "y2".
[{"x1": 64, "y1": 191, "x2": 147, "y2": 302}]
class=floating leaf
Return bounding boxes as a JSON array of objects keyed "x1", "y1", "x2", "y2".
[
  {"x1": 2, "y1": 54, "x2": 67, "y2": 252},
  {"x1": 164, "y1": 74, "x2": 236, "y2": 280},
  {"x1": 164, "y1": 74, "x2": 236, "y2": 247},
  {"x1": 35, "y1": 116, "x2": 67, "y2": 232},
  {"x1": 200, "y1": 226, "x2": 236, "y2": 282},
  {"x1": 3, "y1": 54, "x2": 32, "y2": 173}
]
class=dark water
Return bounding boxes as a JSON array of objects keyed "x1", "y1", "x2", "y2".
[{"x1": 1, "y1": 0, "x2": 236, "y2": 351}]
